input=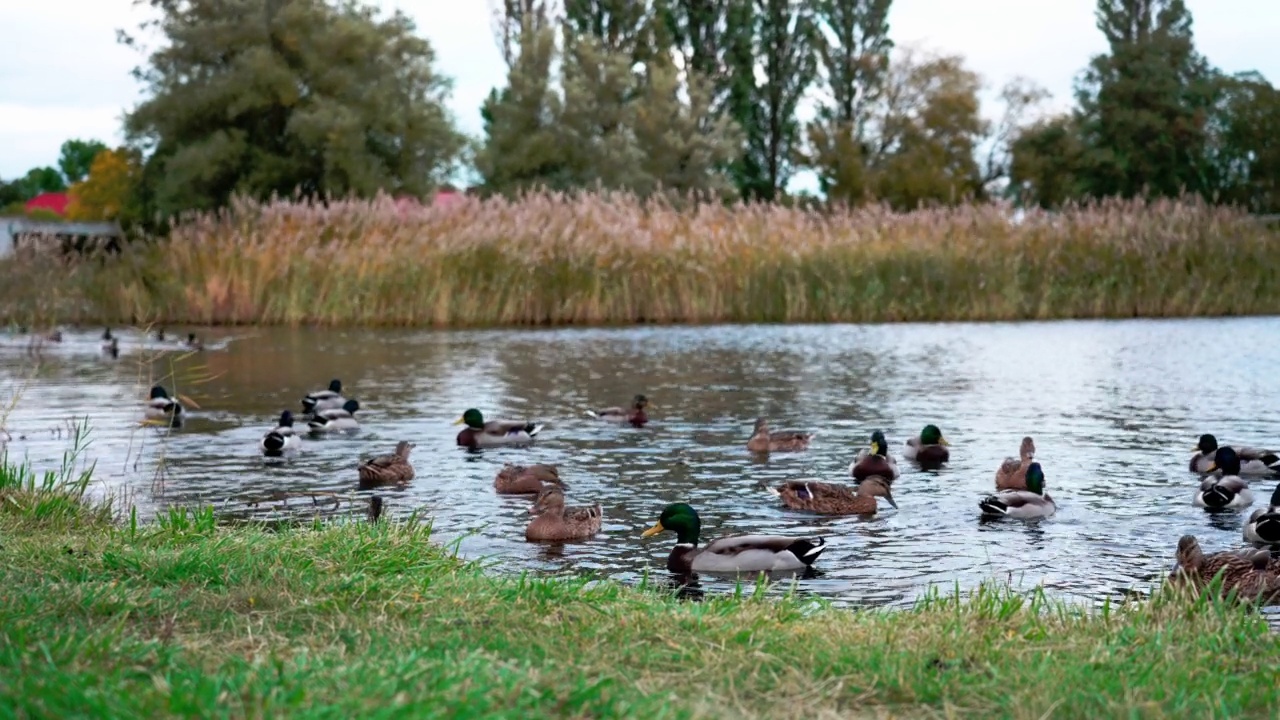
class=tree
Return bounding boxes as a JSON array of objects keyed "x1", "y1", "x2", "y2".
[
  {"x1": 66, "y1": 147, "x2": 143, "y2": 223},
  {"x1": 863, "y1": 46, "x2": 987, "y2": 209},
  {"x1": 122, "y1": 0, "x2": 465, "y2": 219},
  {"x1": 737, "y1": 0, "x2": 818, "y2": 201},
  {"x1": 57, "y1": 139, "x2": 110, "y2": 185},
  {"x1": 9, "y1": 167, "x2": 67, "y2": 201},
  {"x1": 1009, "y1": 114, "x2": 1089, "y2": 208},
  {"x1": 557, "y1": 33, "x2": 648, "y2": 189},
  {"x1": 1204, "y1": 71, "x2": 1280, "y2": 213},
  {"x1": 980, "y1": 77, "x2": 1051, "y2": 196},
  {"x1": 804, "y1": 0, "x2": 893, "y2": 204},
  {"x1": 1074, "y1": 0, "x2": 1215, "y2": 199},
  {"x1": 489, "y1": 0, "x2": 555, "y2": 69},
  {"x1": 563, "y1": 0, "x2": 654, "y2": 60}
]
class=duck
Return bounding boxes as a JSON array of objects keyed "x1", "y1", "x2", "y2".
[
  {"x1": 307, "y1": 399, "x2": 360, "y2": 433},
  {"x1": 1168, "y1": 535, "x2": 1280, "y2": 603},
  {"x1": 143, "y1": 385, "x2": 183, "y2": 427},
  {"x1": 1193, "y1": 447, "x2": 1254, "y2": 510},
  {"x1": 978, "y1": 462, "x2": 1055, "y2": 519},
  {"x1": 1191, "y1": 434, "x2": 1280, "y2": 476},
  {"x1": 1245, "y1": 485, "x2": 1280, "y2": 548},
  {"x1": 454, "y1": 408, "x2": 543, "y2": 448},
  {"x1": 154, "y1": 328, "x2": 166, "y2": 342},
  {"x1": 903, "y1": 424, "x2": 950, "y2": 468},
  {"x1": 302, "y1": 379, "x2": 346, "y2": 414},
  {"x1": 746, "y1": 417, "x2": 813, "y2": 453},
  {"x1": 44, "y1": 329, "x2": 63, "y2": 343},
  {"x1": 769, "y1": 475, "x2": 897, "y2": 516},
  {"x1": 585, "y1": 394, "x2": 650, "y2": 427},
  {"x1": 848, "y1": 430, "x2": 900, "y2": 482},
  {"x1": 995, "y1": 436, "x2": 1037, "y2": 491},
  {"x1": 641, "y1": 503, "x2": 828, "y2": 574},
  {"x1": 260, "y1": 410, "x2": 302, "y2": 457},
  {"x1": 357, "y1": 440, "x2": 416, "y2": 488},
  {"x1": 100, "y1": 328, "x2": 115, "y2": 353},
  {"x1": 494, "y1": 463, "x2": 566, "y2": 494},
  {"x1": 102, "y1": 336, "x2": 119, "y2": 359},
  {"x1": 525, "y1": 486, "x2": 602, "y2": 541},
  {"x1": 181, "y1": 333, "x2": 204, "y2": 351}
]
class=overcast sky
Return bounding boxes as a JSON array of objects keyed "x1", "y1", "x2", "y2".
[{"x1": 2, "y1": 0, "x2": 1276, "y2": 183}]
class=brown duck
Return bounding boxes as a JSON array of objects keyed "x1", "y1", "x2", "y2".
[
  {"x1": 747, "y1": 417, "x2": 813, "y2": 453},
  {"x1": 494, "y1": 463, "x2": 566, "y2": 494},
  {"x1": 586, "y1": 394, "x2": 650, "y2": 427},
  {"x1": 770, "y1": 475, "x2": 898, "y2": 516},
  {"x1": 524, "y1": 486, "x2": 602, "y2": 542},
  {"x1": 995, "y1": 436, "x2": 1036, "y2": 491},
  {"x1": 1169, "y1": 534, "x2": 1280, "y2": 603},
  {"x1": 357, "y1": 441, "x2": 415, "y2": 488}
]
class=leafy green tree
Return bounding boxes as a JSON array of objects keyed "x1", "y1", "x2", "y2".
[
  {"x1": 57, "y1": 139, "x2": 109, "y2": 185},
  {"x1": 122, "y1": 0, "x2": 464, "y2": 219},
  {"x1": 1009, "y1": 114, "x2": 1089, "y2": 208},
  {"x1": 1074, "y1": 0, "x2": 1215, "y2": 199},
  {"x1": 11, "y1": 167, "x2": 67, "y2": 200},
  {"x1": 1203, "y1": 71, "x2": 1280, "y2": 213},
  {"x1": 563, "y1": 0, "x2": 654, "y2": 59},
  {"x1": 557, "y1": 33, "x2": 648, "y2": 189},
  {"x1": 804, "y1": 0, "x2": 893, "y2": 204}
]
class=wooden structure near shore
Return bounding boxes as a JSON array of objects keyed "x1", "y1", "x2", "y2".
[{"x1": 0, "y1": 217, "x2": 124, "y2": 259}]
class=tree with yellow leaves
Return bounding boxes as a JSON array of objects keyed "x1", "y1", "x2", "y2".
[{"x1": 66, "y1": 148, "x2": 142, "y2": 224}]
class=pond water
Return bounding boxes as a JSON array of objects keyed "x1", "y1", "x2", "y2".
[{"x1": 3, "y1": 319, "x2": 1279, "y2": 608}]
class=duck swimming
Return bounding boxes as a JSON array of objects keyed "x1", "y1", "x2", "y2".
[
  {"x1": 770, "y1": 475, "x2": 897, "y2": 516},
  {"x1": 1191, "y1": 434, "x2": 1280, "y2": 476},
  {"x1": 585, "y1": 394, "x2": 650, "y2": 427},
  {"x1": 849, "y1": 429, "x2": 900, "y2": 482},
  {"x1": 979, "y1": 462, "x2": 1055, "y2": 519},
  {"x1": 454, "y1": 409, "x2": 543, "y2": 448},
  {"x1": 1194, "y1": 447, "x2": 1254, "y2": 510},
  {"x1": 357, "y1": 441, "x2": 416, "y2": 488},
  {"x1": 641, "y1": 503, "x2": 828, "y2": 575},
  {"x1": 143, "y1": 385, "x2": 183, "y2": 427},
  {"x1": 302, "y1": 379, "x2": 346, "y2": 414},
  {"x1": 995, "y1": 436, "x2": 1036, "y2": 491},
  {"x1": 524, "y1": 487, "x2": 602, "y2": 542},
  {"x1": 1245, "y1": 485, "x2": 1280, "y2": 548},
  {"x1": 904, "y1": 424, "x2": 950, "y2": 468},
  {"x1": 260, "y1": 410, "x2": 302, "y2": 456},
  {"x1": 307, "y1": 399, "x2": 360, "y2": 434},
  {"x1": 746, "y1": 417, "x2": 813, "y2": 453}
]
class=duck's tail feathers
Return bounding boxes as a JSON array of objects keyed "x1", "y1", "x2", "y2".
[
  {"x1": 979, "y1": 495, "x2": 1009, "y2": 516},
  {"x1": 1255, "y1": 514, "x2": 1280, "y2": 543},
  {"x1": 526, "y1": 423, "x2": 544, "y2": 437},
  {"x1": 301, "y1": 396, "x2": 318, "y2": 413},
  {"x1": 1264, "y1": 453, "x2": 1280, "y2": 471},
  {"x1": 262, "y1": 431, "x2": 286, "y2": 453},
  {"x1": 764, "y1": 485, "x2": 781, "y2": 497},
  {"x1": 584, "y1": 410, "x2": 599, "y2": 418},
  {"x1": 786, "y1": 537, "x2": 827, "y2": 564}
]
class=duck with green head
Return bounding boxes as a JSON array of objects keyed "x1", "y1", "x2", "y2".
[
  {"x1": 454, "y1": 408, "x2": 544, "y2": 448},
  {"x1": 904, "y1": 424, "x2": 950, "y2": 468},
  {"x1": 1244, "y1": 484, "x2": 1280, "y2": 549},
  {"x1": 302, "y1": 379, "x2": 346, "y2": 415},
  {"x1": 143, "y1": 385, "x2": 183, "y2": 427},
  {"x1": 307, "y1": 399, "x2": 360, "y2": 434},
  {"x1": 978, "y1": 462, "x2": 1055, "y2": 519},
  {"x1": 1191, "y1": 433, "x2": 1280, "y2": 476},
  {"x1": 849, "y1": 429, "x2": 900, "y2": 482},
  {"x1": 640, "y1": 503, "x2": 828, "y2": 574},
  {"x1": 1194, "y1": 446, "x2": 1254, "y2": 510}
]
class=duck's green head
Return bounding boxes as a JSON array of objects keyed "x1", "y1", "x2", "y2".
[
  {"x1": 328, "y1": 378, "x2": 342, "y2": 393},
  {"x1": 1196, "y1": 434, "x2": 1218, "y2": 454},
  {"x1": 920, "y1": 424, "x2": 948, "y2": 446},
  {"x1": 149, "y1": 385, "x2": 169, "y2": 400},
  {"x1": 641, "y1": 502, "x2": 701, "y2": 544},
  {"x1": 342, "y1": 399, "x2": 360, "y2": 414},
  {"x1": 869, "y1": 429, "x2": 889, "y2": 457},
  {"x1": 454, "y1": 408, "x2": 484, "y2": 429},
  {"x1": 1026, "y1": 462, "x2": 1046, "y2": 494},
  {"x1": 1207, "y1": 446, "x2": 1241, "y2": 476}
]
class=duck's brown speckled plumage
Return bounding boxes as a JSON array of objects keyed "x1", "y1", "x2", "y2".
[
  {"x1": 524, "y1": 487, "x2": 602, "y2": 541},
  {"x1": 357, "y1": 441, "x2": 415, "y2": 488},
  {"x1": 995, "y1": 436, "x2": 1036, "y2": 491},
  {"x1": 771, "y1": 476, "x2": 897, "y2": 516},
  {"x1": 494, "y1": 463, "x2": 566, "y2": 494},
  {"x1": 1169, "y1": 534, "x2": 1280, "y2": 603},
  {"x1": 747, "y1": 417, "x2": 812, "y2": 453}
]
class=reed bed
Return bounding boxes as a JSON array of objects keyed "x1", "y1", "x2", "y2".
[{"x1": 3, "y1": 192, "x2": 1279, "y2": 326}]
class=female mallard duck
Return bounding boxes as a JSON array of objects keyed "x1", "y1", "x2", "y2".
[
  {"x1": 357, "y1": 440, "x2": 416, "y2": 488},
  {"x1": 1244, "y1": 485, "x2": 1280, "y2": 548},
  {"x1": 746, "y1": 417, "x2": 813, "y2": 453},
  {"x1": 979, "y1": 462, "x2": 1055, "y2": 519},
  {"x1": 641, "y1": 503, "x2": 828, "y2": 574},
  {"x1": 454, "y1": 408, "x2": 543, "y2": 448},
  {"x1": 1169, "y1": 535, "x2": 1280, "y2": 603},
  {"x1": 585, "y1": 394, "x2": 650, "y2": 427},
  {"x1": 769, "y1": 475, "x2": 897, "y2": 516},
  {"x1": 143, "y1": 385, "x2": 183, "y2": 427},
  {"x1": 494, "y1": 463, "x2": 565, "y2": 494},
  {"x1": 525, "y1": 486, "x2": 602, "y2": 541},
  {"x1": 1194, "y1": 447, "x2": 1254, "y2": 510},
  {"x1": 904, "y1": 424, "x2": 950, "y2": 468},
  {"x1": 302, "y1": 379, "x2": 346, "y2": 414},
  {"x1": 260, "y1": 410, "x2": 302, "y2": 457},
  {"x1": 181, "y1": 333, "x2": 204, "y2": 351},
  {"x1": 995, "y1": 436, "x2": 1037, "y2": 491},
  {"x1": 849, "y1": 430, "x2": 900, "y2": 482},
  {"x1": 1191, "y1": 434, "x2": 1280, "y2": 476},
  {"x1": 307, "y1": 399, "x2": 360, "y2": 434}
]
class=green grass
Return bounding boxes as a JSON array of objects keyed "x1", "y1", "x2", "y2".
[
  {"x1": 3, "y1": 460, "x2": 1280, "y2": 718},
  {"x1": 3, "y1": 193, "x2": 1280, "y2": 327}
]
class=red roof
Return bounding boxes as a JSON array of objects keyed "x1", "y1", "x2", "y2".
[{"x1": 26, "y1": 192, "x2": 70, "y2": 216}]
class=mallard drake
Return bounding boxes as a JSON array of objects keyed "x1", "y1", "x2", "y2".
[
  {"x1": 641, "y1": 503, "x2": 828, "y2": 574},
  {"x1": 769, "y1": 475, "x2": 897, "y2": 516},
  {"x1": 1169, "y1": 535, "x2": 1280, "y2": 603},
  {"x1": 1194, "y1": 447, "x2": 1254, "y2": 510},
  {"x1": 494, "y1": 463, "x2": 566, "y2": 494},
  {"x1": 1191, "y1": 434, "x2": 1280, "y2": 476},
  {"x1": 995, "y1": 436, "x2": 1037, "y2": 491},
  {"x1": 525, "y1": 486, "x2": 602, "y2": 541},
  {"x1": 903, "y1": 424, "x2": 950, "y2": 468},
  {"x1": 979, "y1": 462, "x2": 1055, "y2": 519},
  {"x1": 181, "y1": 333, "x2": 204, "y2": 351},
  {"x1": 746, "y1": 417, "x2": 812, "y2": 453},
  {"x1": 454, "y1": 408, "x2": 543, "y2": 448},
  {"x1": 260, "y1": 410, "x2": 302, "y2": 456},
  {"x1": 357, "y1": 440, "x2": 415, "y2": 488},
  {"x1": 302, "y1": 379, "x2": 346, "y2": 414},
  {"x1": 585, "y1": 394, "x2": 650, "y2": 426},
  {"x1": 1245, "y1": 485, "x2": 1280, "y2": 548},
  {"x1": 849, "y1": 430, "x2": 900, "y2": 482},
  {"x1": 100, "y1": 327, "x2": 115, "y2": 353},
  {"x1": 307, "y1": 399, "x2": 360, "y2": 433},
  {"x1": 143, "y1": 385, "x2": 183, "y2": 427}
]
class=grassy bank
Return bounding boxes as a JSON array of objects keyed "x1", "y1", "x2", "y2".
[
  {"x1": 4, "y1": 457, "x2": 1280, "y2": 718},
  {"x1": 3, "y1": 193, "x2": 1280, "y2": 327}
]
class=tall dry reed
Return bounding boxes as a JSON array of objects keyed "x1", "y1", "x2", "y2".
[{"x1": 2, "y1": 193, "x2": 1278, "y2": 326}]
